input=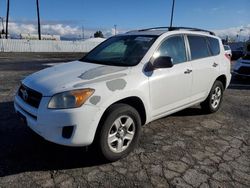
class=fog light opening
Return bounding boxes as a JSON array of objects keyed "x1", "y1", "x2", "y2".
[{"x1": 62, "y1": 126, "x2": 74, "y2": 139}]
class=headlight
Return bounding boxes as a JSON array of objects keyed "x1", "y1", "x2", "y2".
[{"x1": 48, "y1": 89, "x2": 95, "y2": 109}]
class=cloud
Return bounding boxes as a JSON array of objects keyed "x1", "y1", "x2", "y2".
[
  {"x1": 236, "y1": 10, "x2": 247, "y2": 15},
  {"x1": 209, "y1": 7, "x2": 225, "y2": 14},
  {"x1": 7, "y1": 22, "x2": 81, "y2": 37},
  {"x1": 5, "y1": 21, "x2": 128, "y2": 39},
  {"x1": 213, "y1": 25, "x2": 250, "y2": 41},
  {"x1": 211, "y1": 7, "x2": 220, "y2": 12},
  {"x1": 5, "y1": 20, "x2": 249, "y2": 41}
]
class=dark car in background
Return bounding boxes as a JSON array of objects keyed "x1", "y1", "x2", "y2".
[
  {"x1": 232, "y1": 47, "x2": 244, "y2": 60},
  {"x1": 233, "y1": 42, "x2": 250, "y2": 79}
]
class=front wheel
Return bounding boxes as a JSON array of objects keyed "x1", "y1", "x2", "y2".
[
  {"x1": 201, "y1": 80, "x2": 224, "y2": 113},
  {"x1": 97, "y1": 104, "x2": 141, "y2": 162}
]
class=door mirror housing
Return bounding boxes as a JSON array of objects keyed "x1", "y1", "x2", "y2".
[{"x1": 153, "y1": 56, "x2": 173, "y2": 69}]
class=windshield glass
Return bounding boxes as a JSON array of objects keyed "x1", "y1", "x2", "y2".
[{"x1": 80, "y1": 35, "x2": 157, "y2": 66}]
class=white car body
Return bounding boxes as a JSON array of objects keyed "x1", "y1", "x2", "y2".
[{"x1": 14, "y1": 29, "x2": 231, "y2": 147}]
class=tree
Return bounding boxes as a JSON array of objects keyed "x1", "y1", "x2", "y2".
[{"x1": 94, "y1": 31, "x2": 104, "y2": 38}]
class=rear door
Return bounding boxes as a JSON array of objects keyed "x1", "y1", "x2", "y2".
[{"x1": 186, "y1": 35, "x2": 220, "y2": 101}]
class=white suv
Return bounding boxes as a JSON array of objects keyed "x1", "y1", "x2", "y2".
[{"x1": 14, "y1": 27, "x2": 231, "y2": 161}]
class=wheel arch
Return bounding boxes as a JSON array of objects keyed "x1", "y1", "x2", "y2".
[
  {"x1": 216, "y1": 74, "x2": 227, "y2": 90},
  {"x1": 100, "y1": 96, "x2": 147, "y2": 126},
  {"x1": 93, "y1": 96, "x2": 147, "y2": 145}
]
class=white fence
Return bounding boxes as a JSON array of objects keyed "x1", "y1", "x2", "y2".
[{"x1": 0, "y1": 38, "x2": 105, "y2": 53}]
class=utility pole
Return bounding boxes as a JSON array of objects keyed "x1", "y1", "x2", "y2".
[
  {"x1": 170, "y1": 0, "x2": 175, "y2": 28},
  {"x1": 6, "y1": 0, "x2": 10, "y2": 39},
  {"x1": 114, "y1": 24, "x2": 117, "y2": 35},
  {"x1": 82, "y1": 25, "x2": 84, "y2": 40},
  {"x1": 0, "y1": 17, "x2": 5, "y2": 34},
  {"x1": 36, "y1": 0, "x2": 41, "y2": 40}
]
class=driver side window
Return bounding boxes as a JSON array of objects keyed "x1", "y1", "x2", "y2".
[{"x1": 156, "y1": 35, "x2": 187, "y2": 65}]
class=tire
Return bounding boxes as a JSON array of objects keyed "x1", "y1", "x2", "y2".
[
  {"x1": 201, "y1": 80, "x2": 224, "y2": 114},
  {"x1": 97, "y1": 104, "x2": 141, "y2": 162}
]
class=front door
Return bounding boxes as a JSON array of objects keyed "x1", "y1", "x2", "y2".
[{"x1": 149, "y1": 35, "x2": 192, "y2": 118}]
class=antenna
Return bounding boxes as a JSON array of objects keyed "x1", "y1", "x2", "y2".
[{"x1": 170, "y1": 0, "x2": 175, "y2": 28}]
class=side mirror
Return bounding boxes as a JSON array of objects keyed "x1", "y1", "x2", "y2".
[{"x1": 153, "y1": 56, "x2": 173, "y2": 69}]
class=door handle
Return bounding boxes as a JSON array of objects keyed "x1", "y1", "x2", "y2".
[
  {"x1": 213, "y1": 62, "x2": 218, "y2": 67},
  {"x1": 184, "y1": 69, "x2": 192, "y2": 74}
]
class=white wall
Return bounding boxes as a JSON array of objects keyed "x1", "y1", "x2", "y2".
[{"x1": 0, "y1": 38, "x2": 105, "y2": 53}]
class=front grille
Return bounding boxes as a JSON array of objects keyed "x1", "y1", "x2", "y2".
[
  {"x1": 18, "y1": 84, "x2": 42, "y2": 108},
  {"x1": 237, "y1": 67, "x2": 250, "y2": 75}
]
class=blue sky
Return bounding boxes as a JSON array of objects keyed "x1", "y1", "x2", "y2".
[{"x1": 0, "y1": 0, "x2": 249, "y2": 38}]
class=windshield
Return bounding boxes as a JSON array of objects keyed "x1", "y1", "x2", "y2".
[{"x1": 80, "y1": 35, "x2": 157, "y2": 66}]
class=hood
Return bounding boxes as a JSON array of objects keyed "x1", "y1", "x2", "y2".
[{"x1": 23, "y1": 61, "x2": 129, "y2": 96}]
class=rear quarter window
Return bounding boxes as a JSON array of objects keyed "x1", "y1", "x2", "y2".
[
  {"x1": 188, "y1": 35, "x2": 210, "y2": 60},
  {"x1": 208, "y1": 37, "x2": 220, "y2": 55}
]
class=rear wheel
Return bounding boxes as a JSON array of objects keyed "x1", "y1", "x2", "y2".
[
  {"x1": 201, "y1": 80, "x2": 224, "y2": 113},
  {"x1": 97, "y1": 104, "x2": 141, "y2": 162}
]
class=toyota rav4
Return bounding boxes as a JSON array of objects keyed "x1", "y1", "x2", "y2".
[{"x1": 14, "y1": 27, "x2": 231, "y2": 161}]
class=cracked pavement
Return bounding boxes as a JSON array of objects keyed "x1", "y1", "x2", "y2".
[{"x1": 0, "y1": 59, "x2": 249, "y2": 188}]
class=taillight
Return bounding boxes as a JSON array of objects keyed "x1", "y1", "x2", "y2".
[{"x1": 225, "y1": 53, "x2": 231, "y2": 61}]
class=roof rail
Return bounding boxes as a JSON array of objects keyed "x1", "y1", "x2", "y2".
[
  {"x1": 132, "y1": 27, "x2": 215, "y2": 36},
  {"x1": 138, "y1": 27, "x2": 169, "y2": 32},
  {"x1": 169, "y1": 27, "x2": 215, "y2": 36}
]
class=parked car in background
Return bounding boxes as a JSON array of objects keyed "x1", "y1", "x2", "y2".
[
  {"x1": 224, "y1": 45, "x2": 232, "y2": 60},
  {"x1": 232, "y1": 47, "x2": 244, "y2": 60},
  {"x1": 14, "y1": 27, "x2": 231, "y2": 161},
  {"x1": 233, "y1": 54, "x2": 250, "y2": 79}
]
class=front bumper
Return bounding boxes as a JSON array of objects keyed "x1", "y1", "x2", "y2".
[{"x1": 14, "y1": 95, "x2": 104, "y2": 146}]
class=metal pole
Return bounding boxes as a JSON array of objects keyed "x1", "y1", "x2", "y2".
[
  {"x1": 82, "y1": 26, "x2": 84, "y2": 40},
  {"x1": 114, "y1": 24, "x2": 117, "y2": 35},
  {"x1": 0, "y1": 17, "x2": 4, "y2": 33},
  {"x1": 6, "y1": 0, "x2": 10, "y2": 39},
  {"x1": 170, "y1": 0, "x2": 175, "y2": 28},
  {"x1": 36, "y1": 0, "x2": 41, "y2": 40}
]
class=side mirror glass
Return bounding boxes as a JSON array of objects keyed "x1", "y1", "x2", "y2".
[{"x1": 153, "y1": 56, "x2": 173, "y2": 69}]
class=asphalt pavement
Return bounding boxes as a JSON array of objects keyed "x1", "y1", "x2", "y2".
[{"x1": 0, "y1": 57, "x2": 249, "y2": 188}]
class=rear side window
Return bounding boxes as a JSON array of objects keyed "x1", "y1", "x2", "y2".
[
  {"x1": 208, "y1": 37, "x2": 220, "y2": 55},
  {"x1": 188, "y1": 35, "x2": 210, "y2": 60}
]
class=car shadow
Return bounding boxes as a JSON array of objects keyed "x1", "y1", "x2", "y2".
[
  {"x1": 171, "y1": 107, "x2": 206, "y2": 117},
  {"x1": 0, "y1": 101, "x2": 108, "y2": 177}
]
